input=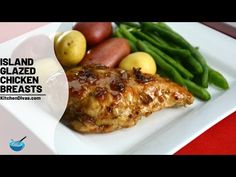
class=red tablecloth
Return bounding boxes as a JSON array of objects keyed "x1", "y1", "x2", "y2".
[
  {"x1": 0, "y1": 22, "x2": 235, "y2": 155},
  {"x1": 176, "y1": 111, "x2": 236, "y2": 154}
]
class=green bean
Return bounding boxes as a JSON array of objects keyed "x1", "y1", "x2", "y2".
[
  {"x1": 151, "y1": 30, "x2": 181, "y2": 48},
  {"x1": 156, "y1": 22, "x2": 174, "y2": 32},
  {"x1": 157, "y1": 67, "x2": 170, "y2": 78},
  {"x1": 193, "y1": 49, "x2": 208, "y2": 88},
  {"x1": 132, "y1": 30, "x2": 203, "y2": 74},
  {"x1": 143, "y1": 31, "x2": 170, "y2": 46},
  {"x1": 146, "y1": 24, "x2": 187, "y2": 49},
  {"x1": 147, "y1": 30, "x2": 182, "y2": 49},
  {"x1": 208, "y1": 67, "x2": 229, "y2": 90},
  {"x1": 143, "y1": 41, "x2": 194, "y2": 79},
  {"x1": 114, "y1": 28, "x2": 137, "y2": 52},
  {"x1": 141, "y1": 22, "x2": 174, "y2": 32},
  {"x1": 127, "y1": 40, "x2": 138, "y2": 52},
  {"x1": 132, "y1": 31, "x2": 189, "y2": 58},
  {"x1": 119, "y1": 24, "x2": 137, "y2": 43},
  {"x1": 141, "y1": 22, "x2": 189, "y2": 48},
  {"x1": 116, "y1": 22, "x2": 140, "y2": 28},
  {"x1": 184, "y1": 79, "x2": 211, "y2": 101},
  {"x1": 137, "y1": 40, "x2": 185, "y2": 86},
  {"x1": 141, "y1": 22, "x2": 208, "y2": 87},
  {"x1": 113, "y1": 28, "x2": 123, "y2": 38},
  {"x1": 156, "y1": 22, "x2": 203, "y2": 52}
]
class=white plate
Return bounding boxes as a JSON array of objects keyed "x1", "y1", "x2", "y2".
[
  {"x1": 1, "y1": 22, "x2": 236, "y2": 154},
  {"x1": 54, "y1": 22, "x2": 236, "y2": 154}
]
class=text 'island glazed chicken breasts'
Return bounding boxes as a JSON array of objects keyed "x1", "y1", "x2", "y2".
[{"x1": 61, "y1": 64, "x2": 194, "y2": 133}]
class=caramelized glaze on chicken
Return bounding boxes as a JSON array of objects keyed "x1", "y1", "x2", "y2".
[{"x1": 61, "y1": 64, "x2": 194, "y2": 133}]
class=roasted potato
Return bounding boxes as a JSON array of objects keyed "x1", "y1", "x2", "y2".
[
  {"x1": 119, "y1": 52, "x2": 157, "y2": 75},
  {"x1": 55, "y1": 30, "x2": 86, "y2": 67},
  {"x1": 81, "y1": 38, "x2": 130, "y2": 68},
  {"x1": 73, "y1": 22, "x2": 112, "y2": 47}
]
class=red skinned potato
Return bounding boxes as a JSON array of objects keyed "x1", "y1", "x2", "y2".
[
  {"x1": 80, "y1": 38, "x2": 131, "y2": 68},
  {"x1": 73, "y1": 22, "x2": 112, "y2": 47}
]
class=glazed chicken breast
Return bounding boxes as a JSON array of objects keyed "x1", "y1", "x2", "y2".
[{"x1": 61, "y1": 64, "x2": 194, "y2": 133}]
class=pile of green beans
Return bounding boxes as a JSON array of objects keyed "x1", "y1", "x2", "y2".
[{"x1": 114, "y1": 22, "x2": 229, "y2": 101}]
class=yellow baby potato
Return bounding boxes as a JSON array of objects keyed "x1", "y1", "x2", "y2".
[
  {"x1": 54, "y1": 32, "x2": 63, "y2": 49},
  {"x1": 119, "y1": 52, "x2": 157, "y2": 75},
  {"x1": 55, "y1": 30, "x2": 86, "y2": 67}
]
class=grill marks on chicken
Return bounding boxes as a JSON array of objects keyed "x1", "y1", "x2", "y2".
[{"x1": 61, "y1": 65, "x2": 194, "y2": 133}]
